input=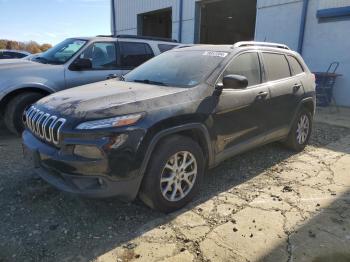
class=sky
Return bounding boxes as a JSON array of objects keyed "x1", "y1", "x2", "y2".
[{"x1": 0, "y1": 0, "x2": 111, "y2": 45}]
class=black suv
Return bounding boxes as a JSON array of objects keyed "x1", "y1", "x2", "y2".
[{"x1": 22, "y1": 42, "x2": 316, "y2": 212}]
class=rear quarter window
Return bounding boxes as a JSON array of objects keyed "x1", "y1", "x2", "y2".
[
  {"x1": 119, "y1": 42, "x2": 154, "y2": 68},
  {"x1": 158, "y1": 44, "x2": 178, "y2": 53},
  {"x1": 287, "y1": 55, "x2": 304, "y2": 75},
  {"x1": 262, "y1": 53, "x2": 291, "y2": 81}
]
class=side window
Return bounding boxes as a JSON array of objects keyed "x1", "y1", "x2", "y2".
[
  {"x1": 79, "y1": 42, "x2": 118, "y2": 70},
  {"x1": 3, "y1": 52, "x2": 16, "y2": 59},
  {"x1": 287, "y1": 55, "x2": 304, "y2": 75},
  {"x1": 263, "y1": 53, "x2": 291, "y2": 81},
  {"x1": 16, "y1": 53, "x2": 28, "y2": 58},
  {"x1": 119, "y1": 42, "x2": 154, "y2": 68},
  {"x1": 158, "y1": 44, "x2": 178, "y2": 53},
  {"x1": 223, "y1": 52, "x2": 261, "y2": 87}
]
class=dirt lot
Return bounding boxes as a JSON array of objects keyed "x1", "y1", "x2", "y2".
[{"x1": 1, "y1": 110, "x2": 350, "y2": 262}]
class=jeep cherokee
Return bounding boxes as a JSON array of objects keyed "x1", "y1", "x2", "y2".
[{"x1": 22, "y1": 42, "x2": 316, "y2": 212}]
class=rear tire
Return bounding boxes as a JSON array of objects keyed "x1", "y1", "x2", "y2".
[
  {"x1": 284, "y1": 107, "x2": 313, "y2": 152},
  {"x1": 139, "y1": 135, "x2": 205, "y2": 213},
  {"x1": 4, "y1": 92, "x2": 44, "y2": 135}
]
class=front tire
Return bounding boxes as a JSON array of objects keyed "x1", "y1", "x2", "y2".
[
  {"x1": 4, "y1": 92, "x2": 44, "y2": 135},
  {"x1": 284, "y1": 107, "x2": 313, "y2": 152},
  {"x1": 139, "y1": 135, "x2": 205, "y2": 213}
]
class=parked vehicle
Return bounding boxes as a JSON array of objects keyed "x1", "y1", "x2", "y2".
[
  {"x1": 0, "y1": 35, "x2": 180, "y2": 135},
  {"x1": 22, "y1": 42, "x2": 316, "y2": 212},
  {"x1": 0, "y1": 49, "x2": 30, "y2": 59}
]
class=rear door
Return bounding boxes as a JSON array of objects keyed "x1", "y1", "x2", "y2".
[
  {"x1": 261, "y1": 52, "x2": 305, "y2": 139},
  {"x1": 118, "y1": 41, "x2": 155, "y2": 75},
  {"x1": 65, "y1": 41, "x2": 121, "y2": 88},
  {"x1": 213, "y1": 51, "x2": 271, "y2": 160}
]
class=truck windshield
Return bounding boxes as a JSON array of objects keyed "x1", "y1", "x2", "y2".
[
  {"x1": 124, "y1": 50, "x2": 228, "y2": 88},
  {"x1": 34, "y1": 38, "x2": 87, "y2": 65}
]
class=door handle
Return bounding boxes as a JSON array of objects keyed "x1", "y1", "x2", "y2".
[
  {"x1": 293, "y1": 84, "x2": 302, "y2": 92},
  {"x1": 256, "y1": 91, "x2": 268, "y2": 100},
  {"x1": 106, "y1": 74, "x2": 118, "y2": 79}
]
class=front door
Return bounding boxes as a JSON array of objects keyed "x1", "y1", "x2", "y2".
[
  {"x1": 65, "y1": 41, "x2": 122, "y2": 88},
  {"x1": 213, "y1": 52, "x2": 270, "y2": 162}
]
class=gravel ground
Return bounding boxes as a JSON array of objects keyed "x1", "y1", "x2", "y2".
[{"x1": 0, "y1": 122, "x2": 349, "y2": 262}]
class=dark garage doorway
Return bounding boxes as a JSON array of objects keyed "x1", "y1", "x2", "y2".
[
  {"x1": 196, "y1": 0, "x2": 257, "y2": 44},
  {"x1": 138, "y1": 8, "x2": 172, "y2": 38}
]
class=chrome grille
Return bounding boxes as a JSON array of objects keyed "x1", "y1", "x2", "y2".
[{"x1": 24, "y1": 106, "x2": 66, "y2": 145}]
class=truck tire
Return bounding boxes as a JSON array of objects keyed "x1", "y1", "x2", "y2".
[
  {"x1": 139, "y1": 135, "x2": 205, "y2": 213},
  {"x1": 4, "y1": 92, "x2": 44, "y2": 135},
  {"x1": 284, "y1": 107, "x2": 313, "y2": 152}
]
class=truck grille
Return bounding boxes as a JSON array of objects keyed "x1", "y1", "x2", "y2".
[{"x1": 24, "y1": 106, "x2": 66, "y2": 145}]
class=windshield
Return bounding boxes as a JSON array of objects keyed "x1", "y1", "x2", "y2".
[
  {"x1": 34, "y1": 38, "x2": 87, "y2": 65},
  {"x1": 124, "y1": 50, "x2": 228, "y2": 87}
]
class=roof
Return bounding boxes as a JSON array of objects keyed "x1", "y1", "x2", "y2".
[
  {"x1": 68, "y1": 35, "x2": 179, "y2": 44},
  {"x1": 172, "y1": 42, "x2": 298, "y2": 55}
]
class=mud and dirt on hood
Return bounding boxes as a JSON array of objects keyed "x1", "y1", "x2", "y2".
[{"x1": 37, "y1": 80, "x2": 195, "y2": 119}]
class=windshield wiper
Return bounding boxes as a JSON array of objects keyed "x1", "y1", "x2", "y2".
[{"x1": 133, "y1": 79, "x2": 168, "y2": 86}]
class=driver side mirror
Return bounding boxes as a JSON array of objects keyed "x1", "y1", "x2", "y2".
[
  {"x1": 70, "y1": 58, "x2": 92, "y2": 71},
  {"x1": 222, "y1": 74, "x2": 248, "y2": 89}
]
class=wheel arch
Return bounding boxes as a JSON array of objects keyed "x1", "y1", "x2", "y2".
[
  {"x1": 0, "y1": 87, "x2": 52, "y2": 117},
  {"x1": 301, "y1": 98, "x2": 316, "y2": 116},
  {"x1": 288, "y1": 97, "x2": 315, "y2": 133},
  {"x1": 139, "y1": 123, "x2": 214, "y2": 179}
]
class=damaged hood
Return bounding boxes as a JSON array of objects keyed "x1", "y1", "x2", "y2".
[{"x1": 37, "y1": 80, "x2": 195, "y2": 119}]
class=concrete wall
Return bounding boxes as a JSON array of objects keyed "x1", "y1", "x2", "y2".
[{"x1": 111, "y1": 0, "x2": 198, "y2": 43}]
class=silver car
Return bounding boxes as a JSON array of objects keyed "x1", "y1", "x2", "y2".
[{"x1": 0, "y1": 35, "x2": 180, "y2": 134}]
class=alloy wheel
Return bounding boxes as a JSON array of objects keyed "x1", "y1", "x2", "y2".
[
  {"x1": 160, "y1": 151, "x2": 197, "y2": 202},
  {"x1": 296, "y1": 114, "x2": 310, "y2": 145}
]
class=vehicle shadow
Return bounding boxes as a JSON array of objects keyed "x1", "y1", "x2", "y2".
[{"x1": 0, "y1": 122, "x2": 348, "y2": 261}]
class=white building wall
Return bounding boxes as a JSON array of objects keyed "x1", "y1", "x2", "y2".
[
  {"x1": 256, "y1": 0, "x2": 350, "y2": 106},
  {"x1": 302, "y1": 0, "x2": 350, "y2": 106},
  {"x1": 255, "y1": 0, "x2": 303, "y2": 50},
  {"x1": 319, "y1": 0, "x2": 350, "y2": 9},
  {"x1": 112, "y1": 0, "x2": 350, "y2": 106},
  {"x1": 112, "y1": 0, "x2": 198, "y2": 43}
]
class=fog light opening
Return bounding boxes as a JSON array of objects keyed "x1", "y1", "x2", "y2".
[
  {"x1": 73, "y1": 145, "x2": 104, "y2": 159},
  {"x1": 109, "y1": 134, "x2": 128, "y2": 149}
]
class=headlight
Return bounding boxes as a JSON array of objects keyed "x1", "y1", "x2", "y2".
[{"x1": 76, "y1": 113, "x2": 144, "y2": 130}]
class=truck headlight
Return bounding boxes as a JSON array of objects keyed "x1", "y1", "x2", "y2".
[{"x1": 76, "y1": 113, "x2": 144, "y2": 130}]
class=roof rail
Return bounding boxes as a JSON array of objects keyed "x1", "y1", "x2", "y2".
[
  {"x1": 117, "y1": 35, "x2": 178, "y2": 43},
  {"x1": 233, "y1": 41, "x2": 290, "y2": 50}
]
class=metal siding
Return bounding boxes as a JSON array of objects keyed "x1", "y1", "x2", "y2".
[
  {"x1": 302, "y1": 0, "x2": 350, "y2": 106},
  {"x1": 257, "y1": 0, "x2": 301, "y2": 8},
  {"x1": 255, "y1": 0, "x2": 302, "y2": 49},
  {"x1": 319, "y1": 0, "x2": 350, "y2": 9},
  {"x1": 113, "y1": 0, "x2": 197, "y2": 42}
]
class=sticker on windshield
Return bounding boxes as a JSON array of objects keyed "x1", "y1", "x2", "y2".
[{"x1": 202, "y1": 51, "x2": 228, "y2": 58}]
